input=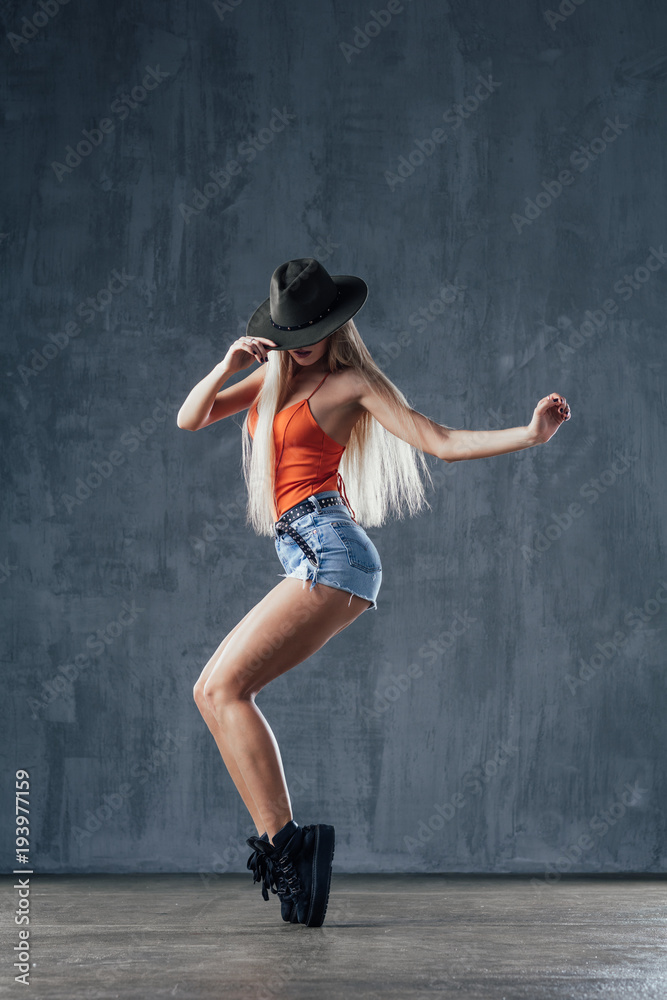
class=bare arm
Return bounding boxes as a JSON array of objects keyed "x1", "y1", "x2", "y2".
[
  {"x1": 176, "y1": 334, "x2": 275, "y2": 431},
  {"x1": 444, "y1": 424, "x2": 537, "y2": 462},
  {"x1": 176, "y1": 363, "x2": 258, "y2": 431},
  {"x1": 446, "y1": 392, "x2": 572, "y2": 460},
  {"x1": 355, "y1": 378, "x2": 571, "y2": 462},
  {"x1": 354, "y1": 378, "x2": 455, "y2": 460}
]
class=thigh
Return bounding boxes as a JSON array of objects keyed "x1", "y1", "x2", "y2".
[
  {"x1": 203, "y1": 576, "x2": 371, "y2": 700},
  {"x1": 194, "y1": 603, "x2": 257, "y2": 692}
]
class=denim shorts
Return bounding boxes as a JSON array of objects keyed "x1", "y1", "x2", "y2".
[{"x1": 274, "y1": 490, "x2": 382, "y2": 612}]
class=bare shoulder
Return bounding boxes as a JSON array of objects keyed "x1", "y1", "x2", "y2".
[
  {"x1": 333, "y1": 365, "x2": 446, "y2": 459},
  {"x1": 330, "y1": 366, "x2": 371, "y2": 408}
]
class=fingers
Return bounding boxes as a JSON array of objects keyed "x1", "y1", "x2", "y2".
[
  {"x1": 545, "y1": 393, "x2": 571, "y2": 420},
  {"x1": 240, "y1": 336, "x2": 278, "y2": 363}
]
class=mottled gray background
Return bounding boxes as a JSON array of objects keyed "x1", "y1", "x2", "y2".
[{"x1": 2, "y1": 0, "x2": 665, "y2": 876}]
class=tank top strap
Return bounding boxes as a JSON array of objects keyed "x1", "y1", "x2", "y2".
[{"x1": 306, "y1": 371, "x2": 331, "y2": 400}]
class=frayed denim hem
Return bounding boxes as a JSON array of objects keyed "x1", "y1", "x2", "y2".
[
  {"x1": 276, "y1": 563, "x2": 379, "y2": 611},
  {"x1": 277, "y1": 560, "x2": 319, "y2": 595}
]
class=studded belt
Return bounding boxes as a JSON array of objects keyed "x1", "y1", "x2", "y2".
[{"x1": 274, "y1": 494, "x2": 348, "y2": 566}]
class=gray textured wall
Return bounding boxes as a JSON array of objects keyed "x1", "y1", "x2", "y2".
[{"x1": 2, "y1": 0, "x2": 666, "y2": 877}]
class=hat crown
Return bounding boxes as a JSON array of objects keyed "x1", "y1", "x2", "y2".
[
  {"x1": 246, "y1": 256, "x2": 368, "y2": 349},
  {"x1": 269, "y1": 258, "x2": 338, "y2": 330}
]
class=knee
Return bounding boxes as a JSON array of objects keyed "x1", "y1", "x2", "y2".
[
  {"x1": 193, "y1": 681, "x2": 207, "y2": 711},
  {"x1": 202, "y1": 679, "x2": 241, "y2": 718}
]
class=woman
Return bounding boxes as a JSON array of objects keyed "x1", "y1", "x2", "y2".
[{"x1": 177, "y1": 258, "x2": 571, "y2": 927}]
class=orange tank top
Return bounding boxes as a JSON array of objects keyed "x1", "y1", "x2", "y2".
[{"x1": 247, "y1": 371, "x2": 355, "y2": 521}]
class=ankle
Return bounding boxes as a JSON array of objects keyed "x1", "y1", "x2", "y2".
[{"x1": 267, "y1": 815, "x2": 295, "y2": 846}]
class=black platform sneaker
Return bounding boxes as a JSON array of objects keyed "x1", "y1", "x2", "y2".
[
  {"x1": 245, "y1": 831, "x2": 296, "y2": 922},
  {"x1": 270, "y1": 820, "x2": 335, "y2": 928}
]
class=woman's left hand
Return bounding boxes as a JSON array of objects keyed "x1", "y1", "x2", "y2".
[{"x1": 527, "y1": 393, "x2": 572, "y2": 445}]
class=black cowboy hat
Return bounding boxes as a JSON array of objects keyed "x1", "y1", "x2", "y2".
[{"x1": 246, "y1": 257, "x2": 368, "y2": 351}]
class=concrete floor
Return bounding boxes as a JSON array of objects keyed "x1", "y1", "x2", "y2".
[{"x1": 3, "y1": 874, "x2": 666, "y2": 999}]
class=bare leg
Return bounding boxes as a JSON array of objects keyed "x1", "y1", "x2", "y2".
[
  {"x1": 193, "y1": 605, "x2": 268, "y2": 836},
  {"x1": 193, "y1": 581, "x2": 370, "y2": 838},
  {"x1": 210, "y1": 697, "x2": 292, "y2": 842},
  {"x1": 202, "y1": 577, "x2": 372, "y2": 843}
]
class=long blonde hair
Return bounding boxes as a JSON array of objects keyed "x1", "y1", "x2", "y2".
[{"x1": 240, "y1": 317, "x2": 434, "y2": 536}]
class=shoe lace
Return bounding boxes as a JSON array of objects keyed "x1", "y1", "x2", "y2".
[
  {"x1": 246, "y1": 837, "x2": 290, "y2": 903},
  {"x1": 275, "y1": 851, "x2": 305, "y2": 902}
]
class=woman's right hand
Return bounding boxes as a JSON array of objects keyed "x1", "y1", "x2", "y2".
[{"x1": 220, "y1": 336, "x2": 278, "y2": 374}]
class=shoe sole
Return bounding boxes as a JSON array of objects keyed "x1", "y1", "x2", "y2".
[{"x1": 305, "y1": 824, "x2": 335, "y2": 928}]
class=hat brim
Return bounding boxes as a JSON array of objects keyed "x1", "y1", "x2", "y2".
[{"x1": 246, "y1": 274, "x2": 368, "y2": 351}]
